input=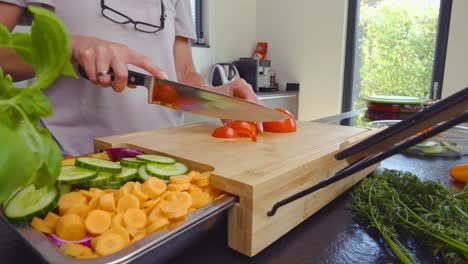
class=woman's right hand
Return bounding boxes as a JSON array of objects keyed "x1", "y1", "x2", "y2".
[{"x1": 71, "y1": 35, "x2": 168, "y2": 92}]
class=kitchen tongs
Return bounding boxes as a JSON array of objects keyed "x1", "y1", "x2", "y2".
[{"x1": 267, "y1": 87, "x2": 468, "y2": 217}]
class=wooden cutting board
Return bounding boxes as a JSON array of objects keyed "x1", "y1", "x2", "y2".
[{"x1": 95, "y1": 121, "x2": 379, "y2": 256}]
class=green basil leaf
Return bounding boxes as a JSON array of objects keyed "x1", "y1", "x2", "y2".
[
  {"x1": 0, "y1": 68, "x2": 15, "y2": 99},
  {"x1": 0, "y1": 24, "x2": 11, "y2": 44},
  {"x1": 17, "y1": 88, "x2": 53, "y2": 121},
  {"x1": 10, "y1": 32, "x2": 33, "y2": 66}
]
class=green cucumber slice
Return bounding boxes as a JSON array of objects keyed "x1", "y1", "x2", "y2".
[
  {"x1": 4, "y1": 184, "x2": 59, "y2": 222},
  {"x1": 145, "y1": 162, "x2": 188, "y2": 181},
  {"x1": 136, "y1": 154, "x2": 175, "y2": 164},
  {"x1": 57, "y1": 184, "x2": 72, "y2": 197},
  {"x1": 120, "y1": 158, "x2": 145, "y2": 168},
  {"x1": 136, "y1": 166, "x2": 169, "y2": 183},
  {"x1": 75, "y1": 157, "x2": 122, "y2": 173},
  {"x1": 113, "y1": 167, "x2": 138, "y2": 182},
  {"x1": 79, "y1": 172, "x2": 114, "y2": 187},
  {"x1": 95, "y1": 181, "x2": 122, "y2": 189},
  {"x1": 57, "y1": 166, "x2": 98, "y2": 184}
]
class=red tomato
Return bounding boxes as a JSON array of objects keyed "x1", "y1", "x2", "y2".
[
  {"x1": 228, "y1": 121, "x2": 258, "y2": 135},
  {"x1": 153, "y1": 83, "x2": 178, "y2": 104},
  {"x1": 211, "y1": 126, "x2": 240, "y2": 138},
  {"x1": 263, "y1": 108, "x2": 297, "y2": 133},
  {"x1": 234, "y1": 127, "x2": 257, "y2": 142}
]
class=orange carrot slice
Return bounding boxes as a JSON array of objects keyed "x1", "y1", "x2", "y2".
[
  {"x1": 123, "y1": 208, "x2": 147, "y2": 229},
  {"x1": 79, "y1": 190, "x2": 94, "y2": 201},
  {"x1": 188, "y1": 184, "x2": 203, "y2": 194},
  {"x1": 102, "y1": 227, "x2": 130, "y2": 246},
  {"x1": 165, "y1": 192, "x2": 192, "y2": 209},
  {"x1": 59, "y1": 243, "x2": 93, "y2": 258},
  {"x1": 169, "y1": 217, "x2": 186, "y2": 230},
  {"x1": 56, "y1": 214, "x2": 87, "y2": 241},
  {"x1": 99, "y1": 193, "x2": 116, "y2": 212},
  {"x1": 117, "y1": 194, "x2": 140, "y2": 213},
  {"x1": 160, "y1": 202, "x2": 188, "y2": 219},
  {"x1": 168, "y1": 182, "x2": 190, "y2": 192},
  {"x1": 146, "y1": 217, "x2": 170, "y2": 234},
  {"x1": 131, "y1": 182, "x2": 149, "y2": 202},
  {"x1": 58, "y1": 192, "x2": 87, "y2": 215},
  {"x1": 66, "y1": 204, "x2": 91, "y2": 220},
  {"x1": 190, "y1": 191, "x2": 213, "y2": 209},
  {"x1": 112, "y1": 213, "x2": 124, "y2": 229},
  {"x1": 191, "y1": 172, "x2": 210, "y2": 187},
  {"x1": 95, "y1": 233, "x2": 126, "y2": 256},
  {"x1": 169, "y1": 175, "x2": 191, "y2": 185},
  {"x1": 89, "y1": 188, "x2": 104, "y2": 198},
  {"x1": 142, "y1": 177, "x2": 167, "y2": 199},
  {"x1": 85, "y1": 209, "x2": 111, "y2": 235},
  {"x1": 31, "y1": 217, "x2": 53, "y2": 234},
  {"x1": 43, "y1": 212, "x2": 60, "y2": 229}
]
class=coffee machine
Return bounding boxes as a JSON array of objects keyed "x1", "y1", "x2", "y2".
[{"x1": 233, "y1": 58, "x2": 275, "y2": 92}]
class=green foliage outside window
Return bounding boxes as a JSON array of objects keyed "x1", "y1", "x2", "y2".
[{"x1": 354, "y1": 0, "x2": 438, "y2": 109}]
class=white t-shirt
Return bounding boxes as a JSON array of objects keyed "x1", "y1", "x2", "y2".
[{"x1": 3, "y1": 0, "x2": 196, "y2": 156}]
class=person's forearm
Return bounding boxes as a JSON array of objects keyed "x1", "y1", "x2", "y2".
[
  {"x1": 0, "y1": 48, "x2": 35, "y2": 81},
  {"x1": 178, "y1": 70, "x2": 213, "y2": 89}
]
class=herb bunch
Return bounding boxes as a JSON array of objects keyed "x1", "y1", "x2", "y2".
[
  {"x1": 348, "y1": 169, "x2": 468, "y2": 264},
  {"x1": 0, "y1": 6, "x2": 77, "y2": 202}
]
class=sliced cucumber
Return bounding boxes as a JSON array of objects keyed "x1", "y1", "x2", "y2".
[
  {"x1": 145, "y1": 162, "x2": 188, "y2": 181},
  {"x1": 75, "y1": 157, "x2": 122, "y2": 173},
  {"x1": 57, "y1": 166, "x2": 98, "y2": 184},
  {"x1": 4, "y1": 184, "x2": 59, "y2": 222},
  {"x1": 57, "y1": 183, "x2": 72, "y2": 197},
  {"x1": 79, "y1": 172, "x2": 114, "y2": 187},
  {"x1": 120, "y1": 158, "x2": 145, "y2": 168},
  {"x1": 136, "y1": 166, "x2": 169, "y2": 183},
  {"x1": 136, "y1": 154, "x2": 175, "y2": 164},
  {"x1": 113, "y1": 167, "x2": 138, "y2": 183}
]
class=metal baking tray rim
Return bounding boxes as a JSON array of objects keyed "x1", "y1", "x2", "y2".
[{"x1": 0, "y1": 194, "x2": 237, "y2": 264}]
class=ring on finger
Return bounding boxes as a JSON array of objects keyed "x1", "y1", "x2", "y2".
[{"x1": 97, "y1": 69, "x2": 111, "y2": 76}]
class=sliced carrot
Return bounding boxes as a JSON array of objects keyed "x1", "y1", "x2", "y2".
[
  {"x1": 43, "y1": 212, "x2": 60, "y2": 229},
  {"x1": 123, "y1": 208, "x2": 147, "y2": 229},
  {"x1": 58, "y1": 192, "x2": 87, "y2": 215},
  {"x1": 117, "y1": 194, "x2": 140, "y2": 213},
  {"x1": 76, "y1": 254, "x2": 100, "y2": 259},
  {"x1": 59, "y1": 243, "x2": 93, "y2": 258},
  {"x1": 91, "y1": 236, "x2": 100, "y2": 249},
  {"x1": 186, "y1": 170, "x2": 200, "y2": 182},
  {"x1": 55, "y1": 214, "x2": 87, "y2": 241},
  {"x1": 148, "y1": 207, "x2": 164, "y2": 224},
  {"x1": 130, "y1": 232, "x2": 146, "y2": 244},
  {"x1": 190, "y1": 191, "x2": 213, "y2": 209},
  {"x1": 99, "y1": 193, "x2": 116, "y2": 212},
  {"x1": 188, "y1": 184, "x2": 203, "y2": 194},
  {"x1": 126, "y1": 226, "x2": 146, "y2": 238},
  {"x1": 89, "y1": 187, "x2": 104, "y2": 198},
  {"x1": 191, "y1": 172, "x2": 210, "y2": 187},
  {"x1": 160, "y1": 202, "x2": 188, "y2": 219},
  {"x1": 95, "y1": 232, "x2": 126, "y2": 256},
  {"x1": 165, "y1": 192, "x2": 192, "y2": 209},
  {"x1": 188, "y1": 208, "x2": 196, "y2": 214},
  {"x1": 142, "y1": 177, "x2": 167, "y2": 199},
  {"x1": 79, "y1": 189, "x2": 94, "y2": 201},
  {"x1": 203, "y1": 185, "x2": 224, "y2": 199},
  {"x1": 31, "y1": 217, "x2": 54, "y2": 234},
  {"x1": 131, "y1": 182, "x2": 150, "y2": 203},
  {"x1": 85, "y1": 209, "x2": 112, "y2": 235},
  {"x1": 66, "y1": 204, "x2": 91, "y2": 220},
  {"x1": 146, "y1": 217, "x2": 170, "y2": 234},
  {"x1": 88, "y1": 196, "x2": 100, "y2": 210},
  {"x1": 102, "y1": 227, "x2": 130, "y2": 246},
  {"x1": 112, "y1": 213, "x2": 124, "y2": 229},
  {"x1": 120, "y1": 181, "x2": 135, "y2": 195},
  {"x1": 141, "y1": 198, "x2": 160, "y2": 215},
  {"x1": 169, "y1": 175, "x2": 191, "y2": 185},
  {"x1": 168, "y1": 182, "x2": 190, "y2": 192}
]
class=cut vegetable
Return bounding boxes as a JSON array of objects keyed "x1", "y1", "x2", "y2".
[
  {"x1": 57, "y1": 166, "x2": 98, "y2": 184},
  {"x1": 146, "y1": 162, "x2": 188, "y2": 181},
  {"x1": 99, "y1": 193, "x2": 116, "y2": 212},
  {"x1": 31, "y1": 217, "x2": 54, "y2": 234},
  {"x1": 106, "y1": 148, "x2": 145, "y2": 162},
  {"x1": 137, "y1": 154, "x2": 175, "y2": 164},
  {"x1": 59, "y1": 243, "x2": 94, "y2": 258},
  {"x1": 131, "y1": 182, "x2": 150, "y2": 202},
  {"x1": 66, "y1": 204, "x2": 91, "y2": 220},
  {"x1": 123, "y1": 208, "x2": 147, "y2": 229},
  {"x1": 117, "y1": 194, "x2": 140, "y2": 213},
  {"x1": 142, "y1": 177, "x2": 167, "y2": 199},
  {"x1": 113, "y1": 167, "x2": 138, "y2": 182},
  {"x1": 56, "y1": 214, "x2": 87, "y2": 241},
  {"x1": 58, "y1": 191, "x2": 87, "y2": 215},
  {"x1": 75, "y1": 157, "x2": 122, "y2": 173},
  {"x1": 43, "y1": 212, "x2": 60, "y2": 229},
  {"x1": 168, "y1": 183, "x2": 191, "y2": 192},
  {"x1": 169, "y1": 175, "x2": 191, "y2": 184},
  {"x1": 190, "y1": 191, "x2": 213, "y2": 209},
  {"x1": 120, "y1": 157, "x2": 145, "y2": 168},
  {"x1": 160, "y1": 202, "x2": 188, "y2": 219},
  {"x1": 80, "y1": 172, "x2": 114, "y2": 187},
  {"x1": 4, "y1": 184, "x2": 59, "y2": 222},
  {"x1": 85, "y1": 209, "x2": 112, "y2": 235},
  {"x1": 191, "y1": 172, "x2": 210, "y2": 187},
  {"x1": 94, "y1": 232, "x2": 126, "y2": 256}
]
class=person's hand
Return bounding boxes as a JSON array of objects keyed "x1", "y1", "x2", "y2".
[
  {"x1": 210, "y1": 78, "x2": 265, "y2": 132},
  {"x1": 71, "y1": 35, "x2": 168, "y2": 92}
]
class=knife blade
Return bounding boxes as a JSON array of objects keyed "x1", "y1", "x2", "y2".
[{"x1": 77, "y1": 65, "x2": 289, "y2": 122}]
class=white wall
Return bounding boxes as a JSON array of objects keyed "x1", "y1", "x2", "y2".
[
  {"x1": 192, "y1": 0, "x2": 257, "y2": 80},
  {"x1": 442, "y1": 0, "x2": 468, "y2": 98},
  {"x1": 255, "y1": 0, "x2": 348, "y2": 120}
]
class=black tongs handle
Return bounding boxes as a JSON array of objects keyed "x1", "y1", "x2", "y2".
[{"x1": 267, "y1": 87, "x2": 468, "y2": 217}]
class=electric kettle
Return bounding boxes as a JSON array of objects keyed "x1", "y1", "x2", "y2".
[{"x1": 209, "y1": 63, "x2": 240, "y2": 86}]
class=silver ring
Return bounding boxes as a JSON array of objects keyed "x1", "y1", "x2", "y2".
[{"x1": 97, "y1": 69, "x2": 110, "y2": 76}]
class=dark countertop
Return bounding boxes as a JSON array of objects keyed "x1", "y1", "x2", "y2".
[{"x1": 1, "y1": 111, "x2": 466, "y2": 264}]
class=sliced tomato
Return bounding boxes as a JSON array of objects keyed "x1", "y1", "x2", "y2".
[
  {"x1": 263, "y1": 108, "x2": 297, "y2": 133},
  {"x1": 234, "y1": 127, "x2": 257, "y2": 142},
  {"x1": 211, "y1": 126, "x2": 240, "y2": 138},
  {"x1": 153, "y1": 83, "x2": 178, "y2": 104},
  {"x1": 228, "y1": 121, "x2": 258, "y2": 135}
]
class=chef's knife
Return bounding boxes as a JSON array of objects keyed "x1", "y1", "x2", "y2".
[{"x1": 77, "y1": 65, "x2": 288, "y2": 122}]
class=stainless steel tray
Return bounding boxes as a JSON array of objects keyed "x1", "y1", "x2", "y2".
[{"x1": 0, "y1": 194, "x2": 237, "y2": 264}]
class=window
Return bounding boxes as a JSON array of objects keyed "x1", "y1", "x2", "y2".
[
  {"x1": 342, "y1": 0, "x2": 452, "y2": 112},
  {"x1": 190, "y1": 0, "x2": 208, "y2": 47}
]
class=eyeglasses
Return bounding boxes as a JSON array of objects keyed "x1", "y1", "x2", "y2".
[{"x1": 100, "y1": 0, "x2": 166, "y2": 33}]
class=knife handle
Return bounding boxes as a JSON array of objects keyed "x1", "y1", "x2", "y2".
[{"x1": 77, "y1": 65, "x2": 146, "y2": 89}]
